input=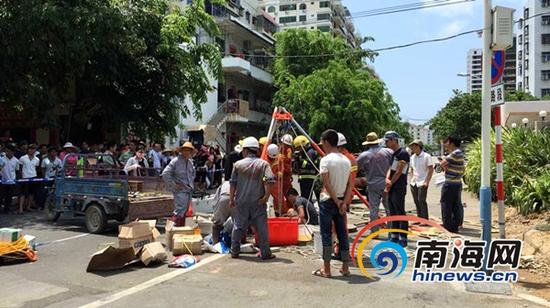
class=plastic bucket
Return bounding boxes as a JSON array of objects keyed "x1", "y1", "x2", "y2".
[
  {"x1": 298, "y1": 224, "x2": 313, "y2": 242},
  {"x1": 255, "y1": 217, "x2": 299, "y2": 246}
]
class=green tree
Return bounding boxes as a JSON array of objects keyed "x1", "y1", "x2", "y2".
[
  {"x1": 505, "y1": 91, "x2": 539, "y2": 101},
  {"x1": 0, "y1": 0, "x2": 223, "y2": 140},
  {"x1": 272, "y1": 29, "x2": 405, "y2": 150},
  {"x1": 427, "y1": 90, "x2": 481, "y2": 142}
]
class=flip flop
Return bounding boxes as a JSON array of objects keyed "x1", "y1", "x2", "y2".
[
  {"x1": 312, "y1": 269, "x2": 332, "y2": 278},
  {"x1": 339, "y1": 269, "x2": 351, "y2": 277}
]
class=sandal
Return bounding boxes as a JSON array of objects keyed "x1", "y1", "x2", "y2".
[
  {"x1": 312, "y1": 269, "x2": 332, "y2": 278},
  {"x1": 339, "y1": 269, "x2": 351, "y2": 277}
]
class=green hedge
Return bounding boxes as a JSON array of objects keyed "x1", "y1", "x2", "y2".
[{"x1": 464, "y1": 128, "x2": 550, "y2": 215}]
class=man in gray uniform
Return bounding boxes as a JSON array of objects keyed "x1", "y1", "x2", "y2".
[
  {"x1": 357, "y1": 132, "x2": 393, "y2": 234},
  {"x1": 211, "y1": 181, "x2": 231, "y2": 244},
  {"x1": 229, "y1": 137, "x2": 275, "y2": 260},
  {"x1": 162, "y1": 142, "x2": 196, "y2": 225}
]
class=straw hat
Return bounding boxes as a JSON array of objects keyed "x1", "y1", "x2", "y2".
[
  {"x1": 362, "y1": 132, "x2": 381, "y2": 146},
  {"x1": 178, "y1": 141, "x2": 196, "y2": 153}
]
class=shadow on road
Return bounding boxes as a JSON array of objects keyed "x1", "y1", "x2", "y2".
[{"x1": 238, "y1": 255, "x2": 295, "y2": 264}]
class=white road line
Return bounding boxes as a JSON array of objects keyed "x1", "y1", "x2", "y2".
[
  {"x1": 79, "y1": 253, "x2": 227, "y2": 308},
  {"x1": 36, "y1": 233, "x2": 90, "y2": 247}
]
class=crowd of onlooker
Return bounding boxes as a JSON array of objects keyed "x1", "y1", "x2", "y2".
[{"x1": 0, "y1": 137, "x2": 224, "y2": 215}]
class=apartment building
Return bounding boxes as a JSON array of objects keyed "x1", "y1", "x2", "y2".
[
  {"x1": 465, "y1": 39, "x2": 516, "y2": 93},
  {"x1": 409, "y1": 124, "x2": 435, "y2": 146},
  {"x1": 261, "y1": 0, "x2": 360, "y2": 48},
  {"x1": 516, "y1": 0, "x2": 550, "y2": 97},
  {"x1": 171, "y1": 0, "x2": 278, "y2": 151}
]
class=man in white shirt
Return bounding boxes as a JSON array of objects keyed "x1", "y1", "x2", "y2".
[
  {"x1": 409, "y1": 140, "x2": 434, "y2": 220},
  {"x1": 18, "y1": 145, "x2": 40, "y2": 213},
  {"x1": 41, "y1": 148, "x2": 63, "y2": 179},
  {"x1": 0, "y1": 145, "x2": 19, "y2": 213},
  {"x1": 312, "y1": 129, "x2": 353, "y2": 279}
]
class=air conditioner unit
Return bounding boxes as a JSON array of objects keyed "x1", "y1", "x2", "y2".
[{"x1": 492, "y1": 6, "x2": 515, "y2": 50}]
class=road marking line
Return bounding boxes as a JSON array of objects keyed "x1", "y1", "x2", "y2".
[
  {"x1": 79, "y1": 253, "x2": 227, "y2": 308},
  {"x1": 36, "y1": 233, "x2": 90, "y2": 247}
]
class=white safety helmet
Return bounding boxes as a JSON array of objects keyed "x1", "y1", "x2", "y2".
[
  {"x1": 234, "y1": 144, "x2": 243, "y2": 153},
  {"x1": 267, "y1": 144, "x2": 279, "y2": 159},
  {"x1": 337, "y1": 132, "x2": 347, "y2": 147},
  {"x1": 281, "y1": 134, "x2": 293, "y2": 146},
  {"x1": 242, "y1": 136, "x2": 260, "y2": 150}
]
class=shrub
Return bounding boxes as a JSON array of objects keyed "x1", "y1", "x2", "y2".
[{"x1": 464, "y1": 128, "x2": 550, "y2": 215}]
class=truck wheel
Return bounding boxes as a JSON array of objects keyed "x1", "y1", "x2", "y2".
[
  {"x1": 44, "y1": 194, "x2": 61, "y2": 222},
  {"x1": 85, "y1": 204, "x2": 107, "y2": 234}
]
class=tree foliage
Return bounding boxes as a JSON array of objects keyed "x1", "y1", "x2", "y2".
[
  {"x1": 272, "y1": 29, "x2": 407, "y2": 150},
  {"x1": 427, "y1": 90, "x2": 482, "y2": 142},
  {"x1": 505, "y1": 91, "x2": 539, "y2": 102},
  {"x1": 0, "y1": 0, "x2": 223, "y2": 140}
]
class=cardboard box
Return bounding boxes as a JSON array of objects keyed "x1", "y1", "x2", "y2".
[
  {"x1": 0, "y1": 228, "x2": 21, "y2": 242},
  {"x1": 139, "y1": 219, "x2": 160, "y2": 241},
  {"x1": 86, "y1": 246, "x2": 136, "y2": 272},
  {"x1": 165, "y1": 220, "x2": 200, "y2": 250},
  {"x1": 139, "y1": 242, "x2": 167, "y2": 266},
  {"x1": 172, "y1": 234, "x2": 203, "y2": 256},
  {"x1": 118, "y1": 222, "x2": 154, "y2": 254}
]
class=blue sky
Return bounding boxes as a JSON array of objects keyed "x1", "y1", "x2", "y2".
[{"x1": 343, "y1": 0, "x2": 520, "y2": 123}]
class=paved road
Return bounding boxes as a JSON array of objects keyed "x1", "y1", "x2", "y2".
[{"x1": 0, "y1": 175, "x2": 545, "y2": 308}]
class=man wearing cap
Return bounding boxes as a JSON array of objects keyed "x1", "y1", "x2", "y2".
[
  {"x1": 409, "y1": 140, "x2": 433, "y2": 221},
  {"x1": 384, "y1": 131, "x2": 410, "y2": 247},
  {"x1": 162, "y1": 142, "x2": 196, "y2": 226},
  {"x1": 357, "y1": 132, "x2": 393, "y2": 233},
  {"x1": 229, "y1": 137, "x2": 275, "y2": 260},
  {"x1": 337, "y1": 132, "x2": 357, "y2": 206}
]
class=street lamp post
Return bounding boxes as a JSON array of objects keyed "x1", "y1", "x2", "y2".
[{"x1": 480, "y1": 0, "x2": 493, "y2": 268}]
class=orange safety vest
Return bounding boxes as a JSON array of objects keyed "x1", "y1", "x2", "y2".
[{"x1": 342, "y1": 149, "x2": 357, "y2": 204}]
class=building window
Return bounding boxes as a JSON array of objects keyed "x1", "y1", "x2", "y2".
[
  {"x1": 518, "y1": 64, "x2": 522, "y2": 76},
  {"x1": 299, "y1": 3, "x2": 306, "y2": 10},
  {"x1": 543, "y1": 15, "x2": 550, "y2": 25},
  {"x1": 543, "y1": 70, "x2": 550, "y2": 80},
  {"x1": 518, "y1": 82, "x2": 523, "y2": 90},
  {"x1": 543, "y1": 34, "x2": 550, "y2": 44},
  {"x1": 318, "y1": 25, "x2": 330, "y2": 32},
  {"x1": 519, "y1": 50, "x2": 522, "y2": 60},
  {"x1": 525, "y1": 42, "x2": 529, "y2": 55},
  {"x1": 279, "y1": 4, "x2": 296, "y2": 11},
  {"x1": 267, "y1": 6, "x2": 275, "y2": 13},
  {"x1": 524, "y1": 8, "x2": 529, "y2": 19},
  {"x1": 245, "y1": 11, "x2": 250, "y2": 23},
  {"x1": 320, "y1": 1, "x2": 330, "y2": 8},
  {"x1": 542, "y1": 88, "x2": 550, "y2": 97},
  {"x1": 524, "y1": 25, "x2": 529, "y2": 36},
  {"x1": 525, "y1": 59, "x2": 529, "y2": 70},
  {"x1": 543, "y1": 0, "x2": 550, "y2": 8},
  {"x1": 317, "y1": 13, "x2": 331, "y2": 20},
  {"x1": 279, "y1": 16, "x2": 297, "y2": 23},
  {"x1": 299, "y1": 15, "x2": 306, "y2": 22},
  {"x1": 525, "y1": 77, "x2": 529, "y2": 89}
]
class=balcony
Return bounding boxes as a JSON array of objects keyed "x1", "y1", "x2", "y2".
[{"x1": 222, "y1": 56, "x2": 273, "y2": 84}]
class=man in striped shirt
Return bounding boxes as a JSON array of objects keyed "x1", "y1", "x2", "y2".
[{"x1": 440, "y1": 136, "x2": 465, "y2": 233}]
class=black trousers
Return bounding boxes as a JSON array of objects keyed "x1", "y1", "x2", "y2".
[
  {"x1": 411, "y1": 185, "x2": 429, "y2": 219},
  {"x1": 0, "y1": 184, "x2": 16, "y2": 213},
  {"x1": 388, "y1": 185, "x2": 408, "y2": 241},
  {"x1": 299, "y1": 179, "x2": 320, "y2": 203},
  {"x1": 440, "y1": 183, "x2": 462, "y2": 233}
]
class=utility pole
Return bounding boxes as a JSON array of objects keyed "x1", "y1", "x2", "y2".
[{"x1": 480, "y1": 0, "x2": 492, "y2": 264}]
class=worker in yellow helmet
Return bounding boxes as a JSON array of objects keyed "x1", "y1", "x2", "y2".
[
  {"x1": 295, "y1": 135, "x2": 321, "y2": 203},
  {"x1": 259, "y1": 136, "x2": 268, "y2": 156}
]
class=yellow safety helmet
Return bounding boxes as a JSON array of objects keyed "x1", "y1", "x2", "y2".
[
  {"x1": 293, "y1": 135, "x2": 310, "y2": 148},
  {"x1": 259, "y1": 137, "x2": 268, "y2": 145},
  {"x1": 238, "y1": 139, "x2": 244, "y2": 146}
]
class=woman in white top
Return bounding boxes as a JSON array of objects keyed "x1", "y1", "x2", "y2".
[{"x1": 124, "y1": 149, "x2": 149, "y2": 176}]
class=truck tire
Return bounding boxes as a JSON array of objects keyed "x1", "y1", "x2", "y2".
[
  {"x1": 85, "y1": 204, "x2": 107, "y2": 234},
  {"x1": 44, "y1": 194, "x2": 61, "y2": 222}
]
